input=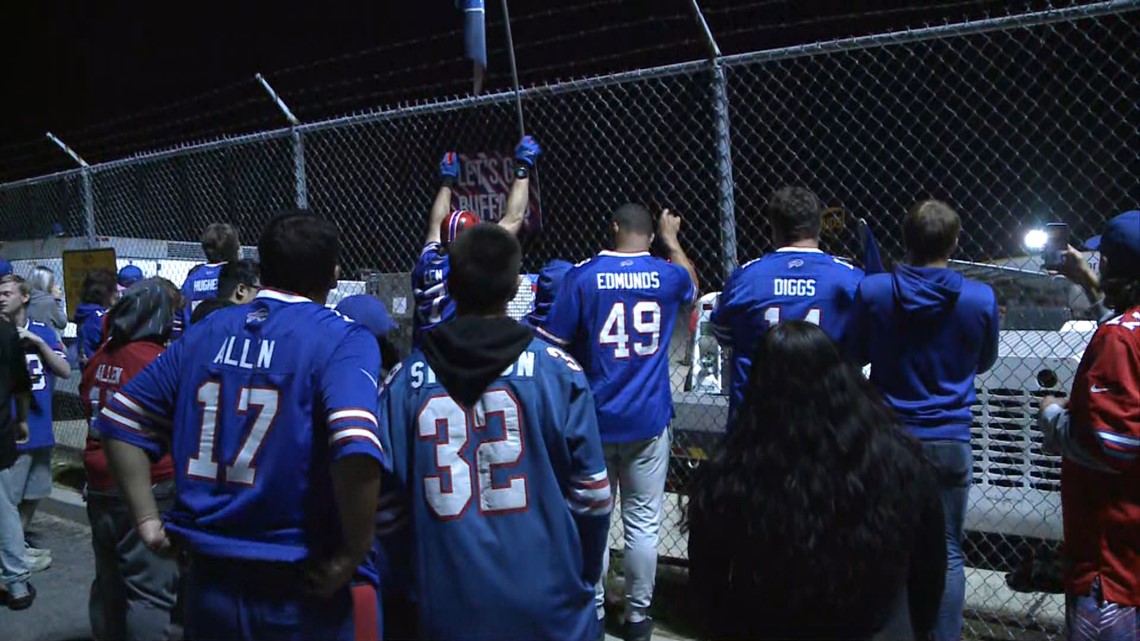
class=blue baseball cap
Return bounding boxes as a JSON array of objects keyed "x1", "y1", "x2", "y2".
[
  {"x1": 118, "y1": 265, "x2": 144, "y2": 288},
  {"x1": 0, "y1": 259, "x2": 11, "y2": 277},
  {"x1": 1085, "y1": 210, "x2": 1140, "y2": 278},
  {"x1": 525, "y1": 259, "x2": 574, "y2": 329},
  {"x1": 336, "y1": 295, "x2": 395, "y2": 340}
]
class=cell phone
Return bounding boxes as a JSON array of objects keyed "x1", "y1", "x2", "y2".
[{"x1": 1042, "y1": 222, "x2": 1068, "y2": 271}]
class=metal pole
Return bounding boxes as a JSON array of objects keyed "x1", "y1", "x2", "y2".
[
  {"x1": 255, "y1": 73, "x2": 307, "y2": 209},
  {"x1": 499, "y1": 0, "x2": 526, "y2": 139},
  {"x1": 711, "y1": 63, "x2": 737, "y2": 276},
  {"x1": 686, "y1": 1, "x2": 736, "y2": 276},
  {"x1": 688, "y1": 0, "x2": 722, "y2": 58},
  {"x1": 46, "y1": 132, "x2": 96, "y2": 247},
  {"x1": 254, "y1": 73, "x2": 301, "y2": 127},
  {"x1": 292, "y1": 129, "x2": 308, "y2": 210}
]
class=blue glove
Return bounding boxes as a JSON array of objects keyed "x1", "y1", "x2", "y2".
[
  {"x1": 514, "y1": 135, "x2": 541, "y2": 168},
  {"x1": 440, "y1": 152, "x2": 460, "y2": 186}
]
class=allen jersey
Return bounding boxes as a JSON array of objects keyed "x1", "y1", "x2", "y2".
[
  {"x1": 711, "y1": 248, "x2": 863, "y2": 429},
  {"x1": 93, "y1": 289, "x2": 387, "y2": 572},
  {"x1": 378, "y1": 341, "x2": 612, "y2": 641},
  {"x1": 17, "y1": 320, "x2": 65, "y2": 451},
  {"x1": 411, "y1": 242, "x2": 452, "y2": 348},
  {"x1": 180, "y1": 262, "x2": 226, "y2": 330},
  {"x1": 1061, "y1": 306, "x2": 1140, "y2": 606},
  {"x1": 538, "y1": 251, "x2": 696, "y2": 443}
]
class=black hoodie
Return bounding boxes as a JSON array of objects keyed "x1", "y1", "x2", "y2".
[{"x1": 420, "y1": 316, "x2": 535, "y2": 406}]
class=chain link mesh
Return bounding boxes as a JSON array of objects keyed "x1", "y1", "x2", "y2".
[{"x1": 1, "y1": 4, "x2": 1137, "y2": 638}]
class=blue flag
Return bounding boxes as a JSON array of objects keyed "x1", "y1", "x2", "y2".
[
  {"x1": 461, "y1": 0, "x2": 487, "y2": 94},
  {"x1": 859, "y1": 218, "x2": 885, "y2": 274}
]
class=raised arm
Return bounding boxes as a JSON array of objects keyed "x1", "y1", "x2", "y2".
[
  {"x1": 658, "y1": 209, "x2": 699, "y2": 295},
  {"x1": 19, "y1": 326, "x2": 71, "y2": 379},
  {"x1": 426, "y1": 152, "x2": 460, "y2": 245},
  {"x1": 498, "y1": 135, "x2": 542, "y2": 237}
]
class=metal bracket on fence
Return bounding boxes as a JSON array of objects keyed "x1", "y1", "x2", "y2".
[
  {"x1": 687, "y1": 1, "x2": 737, "y2": 277},
  {"x1": 255, "y1": 73, "x2": 308, "y2": 210},
  {"x1": 46, "y1": 132, "x2": 96, "y2": 248}
]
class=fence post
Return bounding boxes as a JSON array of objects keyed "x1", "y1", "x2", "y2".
[
  {"x1": 46, "y1": 132, "x2": 95, "y2": 248},
  {"x1": 255, "y1": 73, "x2": 307, "y2": 209},
  {"x1": 688, "y1": 0, "x2": 737, "y2": 277}
]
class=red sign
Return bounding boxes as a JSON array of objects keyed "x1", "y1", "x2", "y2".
[{"x1": 452, "y1": 152, "x2": 543, "y2": 232}]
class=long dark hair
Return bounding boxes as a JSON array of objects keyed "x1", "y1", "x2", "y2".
[{"x1": 684, "y1": 321, "x2": 931, "y2": 639}]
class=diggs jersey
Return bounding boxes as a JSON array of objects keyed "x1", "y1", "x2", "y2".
[
  {"x1": 1062, "y1": 307, "x2": 1140, "y2": 606},
  {"x1": 16, "y1": 320, "x2": 65, "y2": 451},
  {"x1": 93, "y1": 289, "x2": 387, "y2": 569},
  {"x1": 411, "y1": 242, "x2": 453, "y2": 348},
  {"x1": 379, "y1": 341, "x2": 611, "y2": 641},
  {"x1": 538, "y1": 251, "x2": 696, "y2": 443},
  {"x1": 711, "y1": 248, "x2": 863, "y2": 429},
  {"x1": 180, "y1": 262, "x2": 226, "y2": 330}
]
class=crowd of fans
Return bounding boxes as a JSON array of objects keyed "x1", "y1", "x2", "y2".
[{"x1": 0, "y1": 132, "x2": 1136, "y2": 641}]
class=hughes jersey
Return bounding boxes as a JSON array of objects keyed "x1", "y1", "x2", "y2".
[
  {"x1": 94, "y1": 289, "x2": 387, "y2": 570},
  {"x1": 180, "y1": 262, "x2": 226, "y2": 330},
  {"x1": 711, "y1": 248, "x2": 863, "y2": 429},
  {"x1": 538, "y1": 251, "x2": 696, "y2": 443},
  {"x1": 411, "y1": 242, "x2": 453, "y2": 348},
  {"x1": 379, "y1": 341, "x2": 611, "y2": 641},
  {"x1": 17, "y1": 320, "x2": 65, "y2": 451}
]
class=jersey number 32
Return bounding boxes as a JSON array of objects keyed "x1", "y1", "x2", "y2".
[{"x1": 417, "y1": 390, "x2": 527, "y2": 520}]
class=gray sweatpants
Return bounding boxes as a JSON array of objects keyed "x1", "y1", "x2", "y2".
[
  {"x1": 594, "y1": 428, "x2": 670, "y2": 623},
  {"x1": 87, "y1": 483, "x2": 179, "y2": 641}
]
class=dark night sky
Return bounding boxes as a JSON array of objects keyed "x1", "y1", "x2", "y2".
[{"x1": 1, "y1": 0, "x2": 1065, "y2": 177}]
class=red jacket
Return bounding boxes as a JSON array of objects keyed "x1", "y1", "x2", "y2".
[
  {"x1": 80, "y1": 341, "x2": 175, "y2": 491},
  {"x1": 1063, "y1": 306, "x2": 1140, "y2": 605}
]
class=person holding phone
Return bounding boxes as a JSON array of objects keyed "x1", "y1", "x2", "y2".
[{"x1": 1039, "y1": 210, "x2": 1140, "y2": 639}]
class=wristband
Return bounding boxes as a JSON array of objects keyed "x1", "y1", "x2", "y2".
[
  {"x1": 514, "y1": 164, "x2": 530, "y2": 180},
  {"x1": 441, "y1": 176, "x2": 456, "y2": 189}
]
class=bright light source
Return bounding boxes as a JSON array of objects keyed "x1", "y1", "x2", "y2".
[{"x1": 1024, "y1": 229, "x2": 1048, "y2": 251}]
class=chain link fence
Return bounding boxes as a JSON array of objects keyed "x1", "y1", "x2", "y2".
[{"x1": 2, "y1": 2, "x2": 1138, "y2": 637}]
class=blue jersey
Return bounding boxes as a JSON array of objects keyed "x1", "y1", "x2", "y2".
[
  {"x1": 378, "y1": 340, "x2": 611, "y2": 641},
  {"x1": 181, "y1": 262, "x2": 226, "y2": 329},
  {"x1": 711, "y1": 248, "x2": 863, "y2": 428},
  {"x1": 538, "y1": 251, "x2": 696, "y2": 443},
  {"x1": 94, "y1": 289, "x2": 387, "y2": 569},
  {"x1": 17, "y1": 320, "x2": 65, "y2": 451},
  {"x1": 411, "y1": 242, "x2": 453, "y2": 347}
]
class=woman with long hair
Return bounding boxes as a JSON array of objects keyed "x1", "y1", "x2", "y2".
[
  {"x1": 25, "y1": 266, "x2": 67, "y2": 337},
  {"x1": 684, "y1": 321, "x2": 946, "y2": 640}
]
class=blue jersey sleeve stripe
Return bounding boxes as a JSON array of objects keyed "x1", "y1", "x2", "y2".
[
  {"x1": 328, "y1": 409, "x2": 379, "y2": 428},
  {"x1": 329, "y1": 428, "x2": 384, "y2": 451},
  {"x1": 113, "y1": 391, "x2": 172, "y2": 428},
  {"x1": 100, "y1": 407, "x2": 147, "y2": 433},
  {"x1": 535, "y1": 326, "x2": 570, "y2": 346}
]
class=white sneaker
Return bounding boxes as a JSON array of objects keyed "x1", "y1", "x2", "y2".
[
  {"x1": 24, "y1": 546, "x2": 50, "y2": 559},
  {"x1": 27, "y1": 554, "x2": 50, "y2": 574}
]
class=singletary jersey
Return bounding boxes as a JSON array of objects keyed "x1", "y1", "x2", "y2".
[
  {"x1": 17, "y1": 320, "x2": 65, "y2": 451},
  {"x1": 180, "y1": 262, "x2": 226, "y2": 331},
  {"x1": 93, "y1": 289, "x2": 387, "y2": 574},
  {"x1": 379, "y1": 340, "x2": 612, "y2": 641},
  {"x1": 538, "y1": 251, "x2": 696, "y2": 443},
  {"x1": 411, "y1": 242, "x2": 453, "y2": 348},
  {"x1": 710, "y1": 248, "x2": 863, "y2": 429}
]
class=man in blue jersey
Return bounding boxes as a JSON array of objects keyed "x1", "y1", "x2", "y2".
[
  {"x1": 380, "y1": 223, "x2": 612, "y2": 641},
  {"x1": 412, "y1": 136, "x2": 541, "y2": 347},
  {"x1": 710, "y1": 186, "x2": 863, "y2": 430},
  {"x1": 97, "y1": 211, "x2": 387, "y2": 641},
  {"x1": 180, "y1": 222, "x2": 241, "y2": 331},
  {"x1": 849, "y1": 200, "x2": 999, "y2": 641},
  {"x1": 0, "y1": 275, "x2": 71, "y2": 556},
  {"x1": 538, "y1": 204, "x2": 698, "y2": 641},
  {"x1": 523, "y1": 259, "x2": 574, "y2": 331}
]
